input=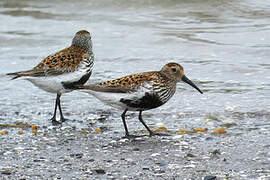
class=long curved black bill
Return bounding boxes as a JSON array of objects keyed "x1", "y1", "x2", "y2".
[{"x1": 182, "y1": 75, "x2": 203, "y2": 94}]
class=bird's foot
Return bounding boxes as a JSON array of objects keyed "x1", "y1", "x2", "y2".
[
  {"x1": 60, "y1": 117, "x2": 68, "y2": 123},
  {"x1": 50, "y1": 117, "x2": 62, "y2": 126}
]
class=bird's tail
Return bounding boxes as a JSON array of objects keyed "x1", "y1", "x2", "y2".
[
  {"x1": 6, "y1": 70, "x2": 34, "y2": 80},
  {"x1": 6, "y1": 72, "x2": 22, "y2": 80}
]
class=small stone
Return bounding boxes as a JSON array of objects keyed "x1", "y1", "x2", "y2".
[
  {"x1": 142, "y1": 167, "x2": 150, "y2": 170},
  {"x1": 183, "y1": 164, "x2": 196, "y2": 168},
  {"x1": 220, "y1": 123, "x2": 237, "y2": 128},
  {"x1": 119, "y1": 139, "x2": 129, "y2": 143},
  {"x1": 180, "y1": 141, "x2": 188, "y2": 146},
  {"x1": 186, "y1": 153, "x2": 196, "y2": 158},
  {"x1": 70, "y1": 153, "x2": 83, "y2": 159},
  {"x1": 159, "y1": 162, "x2": 167, "y2": 167},
  {"x1": 205, "y1": 115, "x2": 219, "y2": 121},
  {"x1": 100, "y1": 126, "x2": 109, "y2": 131},
  {"x1": 18, "y1": 130, "x2": 24, "y2": 134},
  {"x1": 151, "y1": 153, "x2": 160, "y2": 157},
  {"x1": 211, "y1": 128, "x2": 227, "y2": 134},
  {"x1": 33, "y1": 159, "x2": 45, "y2": 162},
  {"x1": 95, "y1": 128, "x2": 101, "y2": 133},
  {"x1": 14, "y1": 147, "x2": 24, "y2": 152},
  {"x1": 110, "y1": 140, "x2": 117, "y2": 144},
  {"x1": 194, "y1": 128, "x2": 208, "y2": 132},
  {"x1": 81, "y1": 129, "x2": 87, "y2": 134},
  {"x1": 158, "y1": 126, "x2": 167, "y2": 131},
  {"x1": 94, "y1": 169, "x2": 106, "y2": 174},
  {"x1": 60, "y1": 126, "x2": 72, "y2": 131},
  {"x1": 134, "y1": 137, "x2": 143, "y2": 140},
  {"x1": 172, "y1": 135, "x2": 184, "y2": 139},
  {"x1": 1, "y1": 169, "x2": 12, "y2": 175},
  {"x1": 97, "y1": 117, "x2": 106, "y2": 122},
  {"x1": 204, "y1": 175, "x2": 217, "y2": 180},
  {"x1": 211, "y1": 149, "x2": 221, "y2": 155},
  {"x1": 88, "y1": 159, "x2": 95, "y2": 162},
  {"x1": 155, "y1": 169, "x2": 165, "y2": 173},
  {"x1": 168, "y1": 164, "x2": 181, "y2": 169},
  {"x1": 0, "y1": 129, "x2": 9, "y2": 135},
  {"x1": 205, "y1": 137, "x2": 214, "y2": 141}
]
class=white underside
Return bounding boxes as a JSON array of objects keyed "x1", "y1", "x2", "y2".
[
  {"x1": 19, "y1": 70, "x2": 88, "y2": 94},
  {"x1": 79, "y1": 88, "x2": 149, "y2": 111}
]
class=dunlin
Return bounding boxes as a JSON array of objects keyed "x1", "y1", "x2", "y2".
[
  {"x1": 64, "y1": 62, "x2": 202, "y2": 137},
  {"x1": 7, "y1": 30, "x2": 94, "y2": 124}
]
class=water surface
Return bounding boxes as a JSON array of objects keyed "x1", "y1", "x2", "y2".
[{"x1": 0, "y1": 0, "x2": 269, "y2": 178}]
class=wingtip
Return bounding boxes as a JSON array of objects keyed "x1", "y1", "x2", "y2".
[{"x1": 6, "y1": 73, "x2": 20, "y2": 80}]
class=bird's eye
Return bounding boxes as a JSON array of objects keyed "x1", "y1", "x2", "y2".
[{"x1": 171, "y1": 68, "x2": 177, "y2": 72}]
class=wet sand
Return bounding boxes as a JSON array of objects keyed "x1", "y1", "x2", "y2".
[{"x1": 1, "y1": 0, "x2": 270, "y2": 179}]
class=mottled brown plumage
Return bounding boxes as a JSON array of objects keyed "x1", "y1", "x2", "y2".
[
  {"x1": 34, "y1": 46, "x2": 88, "y2": 73},
  {"x1": 7, "y1": 30, "x2": 94, "y2": 124},
  {"x1": 9, "y1": 30, "x2": 93, "y2": 79},
  {"x1": 68, "y1": 63, "x2": 203, "y2": 137}
]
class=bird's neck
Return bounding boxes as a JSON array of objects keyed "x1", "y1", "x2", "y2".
[
  {"x1": 72, "y1": 40, "x2": 92, "y2": 51},
  {"x1": 159, "y1": 71, "x2": 177, "y2": 84}
]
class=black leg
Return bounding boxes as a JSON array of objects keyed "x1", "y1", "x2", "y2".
[
  {"x1": 138, "y1": 111, "x2": 153, "y2": 136},
  {"x1": 50, "y1": 94, "x2": 60, "y2": 125},
  {"x1": 51, "y1": 94, "x2": 62, "y2": 125},
  {"x1": 121, "y1": 109, "x2": 129, "y2": 137},
  {"x1": 57, "y1": 94, "x2": 66, "y2": 122}
]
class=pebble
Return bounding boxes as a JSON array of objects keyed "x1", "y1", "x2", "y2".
[
  {"x1": 133, "y1": 148, "x2": 140, "y2": 151},
  {"x1": 110, "y1": 140, "x2": 117, "y2": 144},
  {"x1": 172, "y1": 135, "x2": 183, "y2": 139},
  {"x1": 1, "y1": 168, "x2": 12, "y2": 175},
  {"x1": 211, "y1": 149, "x2": 221, "y2": 155},
  {"x1": 159, "y1": 162, "x2": 167, "y2": 167},
  {"x1": 204, "y1": 175, "x2": 217, "y2": 180},
  {"x1": 60, "y1": 126, "x2": 73, "y2": 131},
  {"x1": 14, "y1": 147, "x2": 24, "y2": 152},
  {"x1": 42, "y1": 137, "x2": 58, "y2": 141},
  {"x1": 186, "y1": 153, "x2": 196, "y2": 158},
  {"x1": 142, "y1": 167, "x2": 150, "y2": 170},
  {"x1": 168, "y1": 164, "x2": 181, "y2": 169},
  {"x1": 151, "y1": 153, "x2": 160, "y2": 157},
  {"x1": 70, "y1": 153, "x2": 83, "y2": 159},
  {"x1": 180, "y1": 141, "x2": 189, "y2": 146},
  {"x1": 119, "y1": 138, "x2": 129, "y2": 143},
  {"x1": 183, "y1": 164, "x2": 196, "y2": 168},
  {"x1": 205, "y1": 137, "x2": 214, "y2": 141},
  {"x1": 94, "y1": 169, "x2": 106, "y2": 174}
]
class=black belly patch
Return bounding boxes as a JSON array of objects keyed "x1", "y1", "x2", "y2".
[
  {"x1": 62, "y1": 72, "x2": 92, "y2": 89},
  {"x1": 120, "y1": 92, "x2": 164, "y2": 110}
]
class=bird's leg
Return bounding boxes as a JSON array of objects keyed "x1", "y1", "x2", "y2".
[
  {"x1": 57, "y1": 94, "x2": 67, "y2": 123},
  {"x1": 121, "y1": 109, "x2": 130, "y2": 137},
  {"x1": 50, "y1": 94, "x2": 61, "y2": 125},
  {"x1": 138, "y1": 111, "x2": 154, "y2": 136}
]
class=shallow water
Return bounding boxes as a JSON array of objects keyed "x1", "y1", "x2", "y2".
[{"x1": 0, "y1": 0, "x2": 270, "y2": 179}]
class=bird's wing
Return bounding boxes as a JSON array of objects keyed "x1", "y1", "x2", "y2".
[
  {"x1": 77, "y1": 72, "x2": 159, "y2": 93},
  {"x1": 7, "y1": 46, "x2": 88, "y2": 79},
  {"x1": 33, "y1": 45, "x2": 88, "y2": 76}
]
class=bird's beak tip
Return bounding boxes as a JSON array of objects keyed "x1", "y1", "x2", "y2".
[{"x1": 182, "y1": 75, "x2": 203, "y2": 94}]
